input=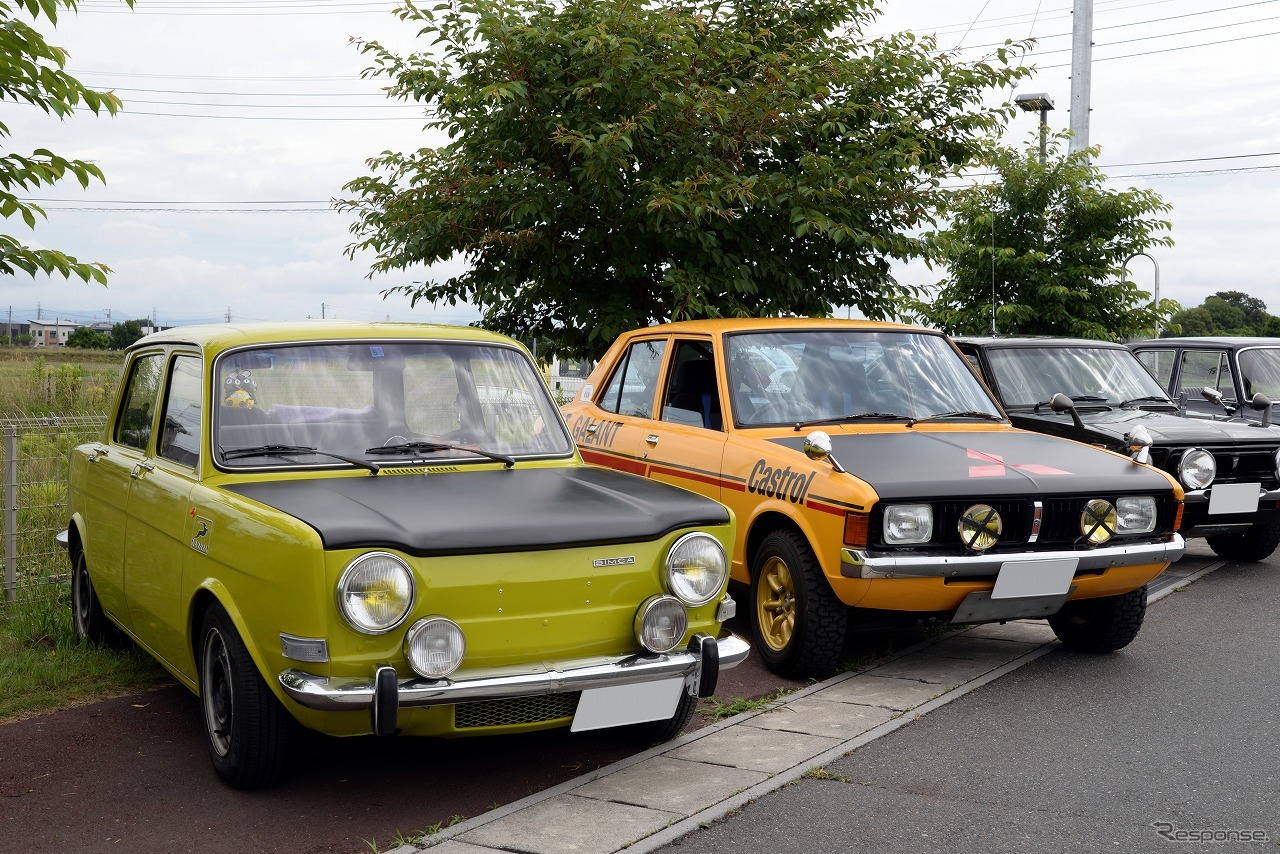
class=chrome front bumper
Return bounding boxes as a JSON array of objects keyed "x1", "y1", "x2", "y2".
[
  {"x1": 279, "y1": 631, "x2": 751, "y2": 713},
  {"x1": 841, "y1": 534, "x2": 1185, "y2": 580},
  {"x1": 1182, "y1": 485, "x2": 1280, "y2": 506}
]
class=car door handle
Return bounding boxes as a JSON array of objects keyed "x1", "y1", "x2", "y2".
[
  {"x1": 585, "y1": 422, "x2": 600, "y2": 434},
  {"x1": 646, "y1": 434, "x2": 659, "y2": 444},
  {"x1": 88, "y1": 445, "x2": 110, "y2": 462},
  {"x1": 130, "y1": 462, "x2": 155, "y2": 479}
]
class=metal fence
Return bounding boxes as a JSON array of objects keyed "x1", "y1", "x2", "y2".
[{"x1": 2, "y1": 415, "x2": 107, "y2": 602}]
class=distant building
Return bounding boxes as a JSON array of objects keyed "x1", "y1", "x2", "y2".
[
  {"x1": 29, "y1": 319, "x2": 80, "y2": 347},
  {"x1": 2, "y1": 320, "x2": 30, "y2": 343}
]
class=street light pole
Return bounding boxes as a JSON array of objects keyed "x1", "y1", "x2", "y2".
[
  {"x1": 1123, "y1": 251, "x2": 1161, "y2": 337},
  {"x1": 1014, "y1": 93, "x2": 1055, "y2": 164}
]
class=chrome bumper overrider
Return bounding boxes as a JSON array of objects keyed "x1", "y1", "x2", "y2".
[
  {"x1": 279, "y1": 631, "x2": 751, "y2": 712},
  {"x1": 841, "y1": 534, "x2": 1185, "y2": 580}
]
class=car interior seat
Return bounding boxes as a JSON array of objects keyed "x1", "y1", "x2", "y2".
[{"x1": 666, "y1": 359, "x2": 722, "y2": 430}]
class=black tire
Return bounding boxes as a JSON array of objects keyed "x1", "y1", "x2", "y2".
[
  {"x1": 749, "y1": 529, "x2": 847, "y2": 678},
  {"x1": 1206, "y1": 523, "x2": 1280, "y2": 562},
  {"x1": 198, "y1": 604, "x2": 290, "y2": 789},
  {"x1": 627, "y1": 687, "x2": 698, "y2": 746},
  {"x1": 1048, "y1": 586, "x2": 1147, "y2": 653},
  {"x1": 70, "y1": 551, "x2": 120, "y2": 647}
]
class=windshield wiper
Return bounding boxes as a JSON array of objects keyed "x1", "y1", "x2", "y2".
[
  {"x1": 1119, "y1": 395, "x2": 1176, "y2": 409},
  {"x1": 220, "y1": 444, "x2": 380, "y2": 474},
  {"x1": 906, "y1": 411, "x2": 1005, "y2": 427},
  {"x1": 365, "y1": 440, "x2": 515, "y2": 469},
  {"x1": 794, "y1": 413, "x2": 912, "y2": 431},
  {"x1": 1034, "y1": 395, "x2": 1113, "y2": 412}
]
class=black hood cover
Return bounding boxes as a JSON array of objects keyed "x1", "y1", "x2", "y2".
[
  {"x1": 1009, "y1": 408, "x2": 1280, "y2": 450},
  {"x1": 226, "y1": 466, "x2": 729, "y2": 556},
  {"x1": 771, "y1": 429, "x2": 1174, "y2": 501}
]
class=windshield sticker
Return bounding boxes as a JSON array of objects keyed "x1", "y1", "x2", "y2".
[{"x1": 967, "y1": 448, "x2": 1070, "y2": 478}]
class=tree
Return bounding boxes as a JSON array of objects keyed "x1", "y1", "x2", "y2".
[
  {"x1": 109, "y1": 318, "x2": 145, "y2": 350},
  {"x1": 1, "y1": 0, "x2": 134, "y2": 285},
  {"x1": 340, "y1": 0, "x2": 1030, "y2": 358},
  {"x1": 919, "y1": 134, "x2": 1178, "y2": 340},
  {"x1": 66, "y1": 326, "x2": 108, "y2": 348},
  {"x1": 1164, "y1": 290, "x2": 1275, "y2": 337}
]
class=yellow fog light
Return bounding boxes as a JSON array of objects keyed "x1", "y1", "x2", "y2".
[
  {"x1": 1081, "y1": 499, "x2": 1117, "y2": 545},
  {"x1": 958, "y1": 504, "x2": 1002, "y2": 551}
]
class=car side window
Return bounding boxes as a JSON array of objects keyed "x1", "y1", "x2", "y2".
[
  {"x1": 159, "y1": 355, "x2": 203, "y2": 468},
  {"x1": 1180, "y1": 350, "x2": 1236, "y2": 403},
  {"x1": 598, "y1": 339, "x2": 665, "y2": 418},
  {"x1": 661, "y1": 341, "x2": 722, "y2": 430},
  {"x1": 1134, "y1": 349, "x2": 1175, "y2": 391},
  {"x1": 115, "y1": 353, "x2": 165, "y2": 452}
]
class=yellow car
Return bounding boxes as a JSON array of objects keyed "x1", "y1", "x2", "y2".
[
  {"x1": 563, "y1": 319, "x2": 1185, "y2": 678},
  {"x1": 61, "y1": 322, "x2": 745, "y2": 788}
]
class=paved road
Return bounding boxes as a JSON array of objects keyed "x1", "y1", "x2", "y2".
[{"x1": 658, "y1": 547, "x2": 1279, "y2": 854}]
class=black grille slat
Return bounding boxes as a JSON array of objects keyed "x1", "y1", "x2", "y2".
[{"x1": 453, "y1": 692, "x2": 580, "y2": 729}]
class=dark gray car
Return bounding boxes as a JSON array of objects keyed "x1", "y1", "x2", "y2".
[
  {"x1": 1128, "y1": 336, "x2": 1280, "y2": 423},
  {"x1": 956, "y1": 336, "x2": 1280, "y2": 562}
]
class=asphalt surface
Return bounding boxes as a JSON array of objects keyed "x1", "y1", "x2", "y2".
[
  {"x1": 0, "y1": 610, "x2": 805, "y2": 854},
  {"x1": 658, "y1": 546, "x2": 1280, "y2": 854}
]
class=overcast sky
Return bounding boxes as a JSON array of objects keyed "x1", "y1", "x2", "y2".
[{"x1": 6, "y1": 0, "x2": 1278, "y2": 331}]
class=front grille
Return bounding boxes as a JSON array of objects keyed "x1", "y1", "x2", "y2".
[
  {"x1": 869, "y1": 493, "x2": 1178, "y2": 552},
  {"x1": 453, "y1": 692, "x2": 580, "y2": 729},
  {"x1": 1162, "y1": 445, "x2": 1280, "y2": 489}
]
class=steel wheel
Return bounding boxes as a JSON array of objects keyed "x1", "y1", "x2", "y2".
[
  {"x1": 756, "y1": 555, "x2": 796, "y2": 652},
  {"x1": 201, "y1": 625, "x2": 236, "y2": 758},
  {"x1": 70, "y1": 550, "x2": 118, "y2": 646}
]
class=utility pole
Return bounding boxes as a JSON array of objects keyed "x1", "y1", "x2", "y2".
[
  {"x1": 6, "y1": 306, "x2": 11, "y2": 346},
  {"x1": 225, "y1": 307, "x2": 232, "y2": 323},
  {"x1": 1069, "y1": 0, "x2": 1094, "y2": 156},
  {"x1": 321, "y1": 303, "x2": 327, "y2": 320}
]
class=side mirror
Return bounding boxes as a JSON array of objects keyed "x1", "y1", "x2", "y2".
[
  {"x1": 1125, "y1": 424, "x2": 1153, "y2": 465},
  {"x1": 1048, "y1": 392, "x2": 1085, "y2": 430},
  {"x1": 1250, "y1": 393, "x2": 1274, "y2": 429},
  {"x1": 803, "y1": 430, "x2": 845, "y2": 473},
  {"x1": 1201, "y1": 387, "x2": 1235, "y2": 413}
]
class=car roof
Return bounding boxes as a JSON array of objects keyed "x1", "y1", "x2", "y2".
[
  {"x1": 1128, "y1": 337, "x2": 1280, "y2": 348},
  {"x1": 953, "y1": 336, "x2": 1128, "y2": 350},
  {"x1": 620, "y1": 318, "x2": 936, "y2": 336},
  {"x1": 127, "y1": 320, "x2": 518, "y2": 355}
]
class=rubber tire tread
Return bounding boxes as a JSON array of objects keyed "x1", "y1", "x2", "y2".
[
  {"x1": 628, "y1": 688, "x2": 697, "y2": 746},
  {"x1": 1206, "y1": 522, "x2": 1280, "y2": 562},
  {"x1": 750, "y1": 528, "x2": 847, "y2": 679},
  {"x1": 70, "y1": 551, "x2": 121, "y2": 647},
  {"x1": 1048, "y1": 586, "x2": 1147, "y2": 653},
  {"x1": 199, "y1": 604, "x2": 290, "y2": 789}
]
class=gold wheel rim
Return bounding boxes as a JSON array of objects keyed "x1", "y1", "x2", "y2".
[{"x1": 756, "y1": 556, "x2": 796, "y2": 652}]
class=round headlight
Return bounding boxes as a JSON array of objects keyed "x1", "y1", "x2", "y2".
[
  {"x1": 1081, "y1": 499, "x2": 1117, "y2": 545},
  {"x1": 958, "y1": 504, "x2": 1002, "y2": 551},
  {"x1": 665, "y1": 533, "x2": 728, "y2": 606},
  {"x1": 1178, "y1": 448, "x2": 1216, "y2": 490},
  {"x1": 634, "y1": 595, "x2": 688, "y2": 654},
  {"x1": 337, "y1": 552, "x2": 415, "y2": 634},
  {"x1": 404, "y1": 617, "x2": 466, "y2": 679}
]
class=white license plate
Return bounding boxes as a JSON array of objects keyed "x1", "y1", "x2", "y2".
[
  {"x1": 991, "y1": 557, "x2": 1079, "y2": 599},
  {"x1": 1208, "y1": 482, "x2": 1260, "y2": 515},
  {"x1": 570, "y1": 677, "x2": 684, "y2": 732}
]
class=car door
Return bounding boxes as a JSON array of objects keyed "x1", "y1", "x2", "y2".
[
  {"x1": 78, "y1": 350, "x2": 168, "y2": 626},
  {"x1": 123, "y1": 352, "x2": 202, "y2": 670},
  {"x1": 1177, "y1": 348, "x2": 1238, "y2": 417},
  {"x1": 570, "y1": 335, "x2": 667, "y2": 475},
  {"x1": 639, "y1": 338, "x2": 727, "y2": 502}
]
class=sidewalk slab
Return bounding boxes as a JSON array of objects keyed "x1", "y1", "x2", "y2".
[
  {"x1": 743, "y1": 696, "x2": 897, "y2": 737},
  {"x1": 574, "y1": 756, "x2": 768, "y2": 813},
  {"x1": 665, "y1": 724, "x2": 842, "y2": 774},
  {"x1": 458, "y1": 794, "x2": 677, "y2": 854},
  {"x1": 811, "y1": 674, "x2": 946, "y2": 710}
]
